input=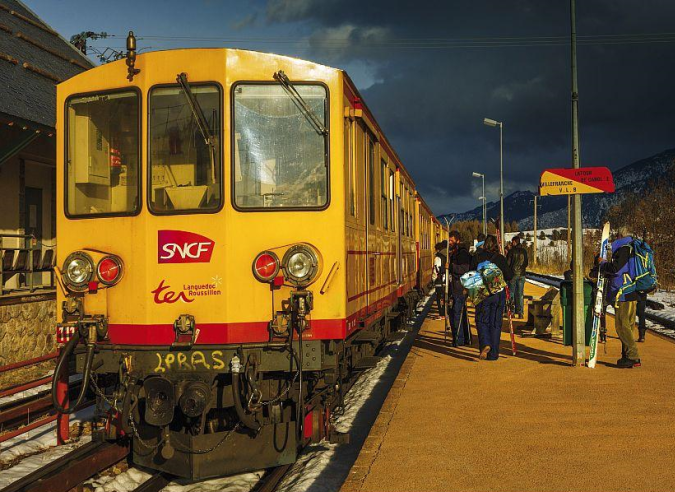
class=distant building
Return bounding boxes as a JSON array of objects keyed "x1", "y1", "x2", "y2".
[{"x1": 0, "y1": 0, "x2": 93, "y2": 291}]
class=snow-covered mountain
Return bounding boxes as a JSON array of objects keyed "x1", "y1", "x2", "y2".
[{"x1": 441, "y1": 148, "x2": 675, "y2": 229}]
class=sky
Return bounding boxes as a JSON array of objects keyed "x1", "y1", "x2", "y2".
[{"x1": 24, "y1": 0, "x2": 675, "y2": 215}]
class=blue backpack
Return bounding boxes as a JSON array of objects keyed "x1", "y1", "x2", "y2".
[{"x1": 616, "y1": 239, "x2": 658, "y2": 302}]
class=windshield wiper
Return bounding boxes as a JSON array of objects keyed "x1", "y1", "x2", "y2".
[
  {"x1": 273, "y1": 70, "x2": 328, "y2": 136},
  {"x1": 176, "y1": 72, "x2": 216, "y2": 184}
]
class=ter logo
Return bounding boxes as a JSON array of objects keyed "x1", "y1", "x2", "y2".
[{"x1": 158, "y1": 230, "x2": 214, "y2": 264}]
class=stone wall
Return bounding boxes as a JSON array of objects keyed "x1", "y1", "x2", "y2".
[{"x1": 0, "y1": 298, "x2": 56, "y2": 366}]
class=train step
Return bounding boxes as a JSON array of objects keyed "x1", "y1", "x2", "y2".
[
  {"x1": 354, "y1": 356, "x2": 382, "y2": 370},
  {"x1": 353, "y1": 331, "x2": 381, "y2": 344}
]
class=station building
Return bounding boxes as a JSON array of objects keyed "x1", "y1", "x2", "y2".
[{"x1": 0, "y1": 0, "x2": 93, "y2": 293}]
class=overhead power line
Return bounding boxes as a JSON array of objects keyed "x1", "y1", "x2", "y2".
[{"x1": 90, "y1": 31, "x2": 675, "y2": 50}]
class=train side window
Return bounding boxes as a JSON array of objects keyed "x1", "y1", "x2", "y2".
[
  {"x1": 65, "y1": 90, "x2": 140, "y2": 217},
  {"x1": 345, "y1": 118, "x2": 356, "y2": 217},
  {"x1": 381, "y1": 159, "x2": 388, "y2": 230},
  {"x1": 389, "y1": 169, "x2": 395, "y2": 232},
  {"x1": 368, "y1": 138, "x2": 375, "y2": 226},
  {"x1": 232, "y1": 84, "x2": 328, "y2": 210},
  {"x1": 149, "y1": 84, "x2": 222, "y2": 213}
]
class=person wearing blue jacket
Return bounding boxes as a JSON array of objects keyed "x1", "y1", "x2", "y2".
[{"x1": 602, "y1": 228, "x2": 641, "y2": 368}]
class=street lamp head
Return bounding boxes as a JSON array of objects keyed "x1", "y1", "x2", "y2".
[
  {"x1": 483, "y1": 117, "x2": 499, "y2": 127},
  {"x1": 472, "y1": 172, "x2": 484, "y2": 178}
]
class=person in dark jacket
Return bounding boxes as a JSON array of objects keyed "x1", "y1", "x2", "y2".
[
  {"x1": 506, "y1": 236, "x2": 528, "y2": 318},
  {"x1": 431, "y1": 241, "x2": 447, "y2": 320},
  {"x1": 470, "y1": 235, "x2": 513, "y2": 360},
  {"x1": 602, "y1": 228, "x2": 640, "y2": 368},
  {"x1": 448, "y1": 231, "x2": 472, "y2": 346}
]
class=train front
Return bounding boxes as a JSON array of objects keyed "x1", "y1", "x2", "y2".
[{"x1": 53, "y1": 47, "x2": 346, "y2": 479}]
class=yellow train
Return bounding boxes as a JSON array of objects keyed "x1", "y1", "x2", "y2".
[{"x1": 52, "y1": 42, "x2": 443, "y2": 479}]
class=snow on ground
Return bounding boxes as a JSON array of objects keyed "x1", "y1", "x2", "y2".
[
  {"x1": 0, "y1": 406, "x2": 94, "y2": 488},
  {"x1": 88, "y1": 468, "x2": 265, "y2": 492},
  {"x1": 84, "y1": 295, "x2": 433, "y2": 492}
]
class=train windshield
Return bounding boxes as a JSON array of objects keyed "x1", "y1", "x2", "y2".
[
  {"x1": 65, "y1": 91, "x2": 140, "y2": 217},
  {"x1": 149, "y1": 84, "x2": 221, "y2": 213},
  {"x1": 233, "y1": 84, "x2": 328, "y2": 209}
]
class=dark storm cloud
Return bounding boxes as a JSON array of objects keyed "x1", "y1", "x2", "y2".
[{"x1": 260, "y1": 0, "x2": 675, "y2": 214}]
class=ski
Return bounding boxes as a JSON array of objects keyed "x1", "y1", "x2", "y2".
[
  {"x1": 588, "y1": 222, "x2": 611, "y2": 368},
  {"x1": 444, "y1": 222, "x2": 451, "y2": 342},
  {"x1": 495, "y1": 221, "x2": 517, "y2": 356}
]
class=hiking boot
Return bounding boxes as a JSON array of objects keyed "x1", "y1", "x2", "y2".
[
  {"x1": 616, "y1": 358, "x2": 641, "y2": 369},
  {"x1": 479, "y1": 346, "x2": 491, "y2": 360}
]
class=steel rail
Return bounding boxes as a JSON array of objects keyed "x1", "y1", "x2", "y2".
[
  {"x1": 0, "y1": 440, "x2": 129, "y2": 492},
  {"x1": 131, "y1": 472, "x2": 172, "y2": 492},
  {"x1": 251, "y1": 464, "x2": 294, "y2": 492}
]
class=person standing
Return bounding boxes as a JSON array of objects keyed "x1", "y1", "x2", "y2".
[
  {"x1": 603, "y1": 228, "x2": 641, "y2": 368},
  {"x1": 431, "y1": 241, "x2": 447, "y2": 320},
  {"x1": 506, "y1": 236, "x2": 528, "y2": 319},
  {"x1": 448, "y1": 231, "x2": 472, "y2": 346},
  {"x1": 471, "y1": 235, "x2": 513, "y2": 360}
]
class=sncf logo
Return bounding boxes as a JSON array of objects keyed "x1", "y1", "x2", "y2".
[{"x1": 158, "y1": 230, "x2": 214, "y2": 264}]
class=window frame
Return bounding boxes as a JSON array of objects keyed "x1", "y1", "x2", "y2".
[
  {"x1": 230, "y1": 81, "x2": 331, "y2": 213},
  {"x1": 389, "y1": 169, "x2": 395, "y2": 233},
  {"x1": 380, "y1": 158, "x2": 388, "y2": 230},
  {"x1": 147, "y1": 81, "x2": 224, "y2": 216},
  {"x1": 64, "y1": 87, "x2": 143, "y2": 220},
  {"x1": 368, "y1": 137, "x2": 375, "y2": 225}
]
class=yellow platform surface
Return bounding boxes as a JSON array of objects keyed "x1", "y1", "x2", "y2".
[{"x1": 342, "y1": 282, "x2": 675, "y2": 492}]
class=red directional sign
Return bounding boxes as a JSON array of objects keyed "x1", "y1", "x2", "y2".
[{"x1": 539, "y1": 167, "x2": 615, "y2": 196}]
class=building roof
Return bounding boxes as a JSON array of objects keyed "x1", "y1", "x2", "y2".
[{"x1": 0, "y1": 0, "x2": 93, "y2": 130}]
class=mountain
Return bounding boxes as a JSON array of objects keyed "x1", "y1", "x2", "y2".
[{"x1": 440, "y1": 148, "x2": 675, "y2": 229}]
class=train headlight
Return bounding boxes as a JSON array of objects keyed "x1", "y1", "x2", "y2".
[
  {"x1": 283, "y1": 245, "x2": 319, "y2": 287},
  {"x1": 63, "y1": 252, "x2": 94, "y2": 291}
]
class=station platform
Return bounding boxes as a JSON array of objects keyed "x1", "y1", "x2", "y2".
[{"x1": 341, "y1": 281, "x2": 675, "y2": 492}]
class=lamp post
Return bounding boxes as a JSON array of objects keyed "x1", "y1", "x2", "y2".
[
  {"x1": 472, "y1": 172, "x2": 486, "y2": 235},
  {"x1": 483, "y1": 117, "x2": 504, "y2": 241}
]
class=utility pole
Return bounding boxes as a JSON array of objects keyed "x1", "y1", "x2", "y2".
[
  {"x1": 499, "y1": 122, "x2": 504, "y2": 244},
  {"x1": 570, "y1": 0, "x2": 585, "y2": 366},
  {"x1": 483, "y1": 118, "x2": 505, "y2": 242},
  {"x1": 567, "y1": 196, "x2": 572, "y2": 263},
  {"x1": 472, "y1": 172, "x2": 487, "y2": 235}
]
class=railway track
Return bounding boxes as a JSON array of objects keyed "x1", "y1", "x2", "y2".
[
  {"x1": 1, "y1": 297, "x2": 427, "y2": 492},
  {"x1": 526, "y1": 272, "x2": 675, "y2": 337},
  {"x1": 0, "y1": 440, "x2": 129, "y2": 492},
  {"x1": 0, "y1": 381, "x2": 93, "y2": 444}
]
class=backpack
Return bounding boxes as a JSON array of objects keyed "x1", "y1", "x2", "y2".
[
  {"x1": 460, "y1": 261, "x2": 506, "y2": 305},
  {"x1": 434, "y1": 252, "x2": 446, "y2": 285},
  {"x1": 615, "y1": 239, "x2": 658, "y2": 302},
  {"x1": 631, "y1": 239, "x2": 658, "y2": 293}
]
